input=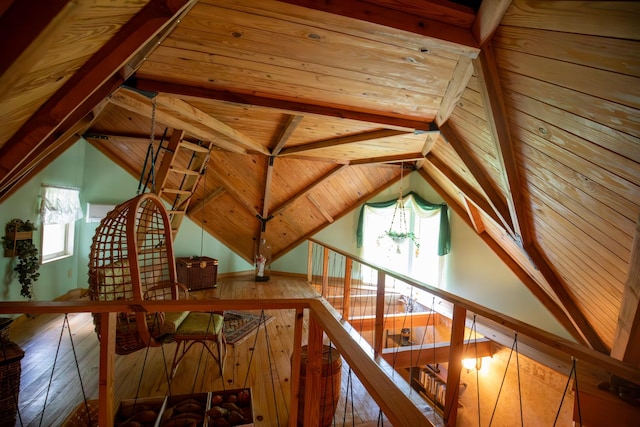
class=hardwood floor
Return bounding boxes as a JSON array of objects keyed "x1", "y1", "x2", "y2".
[{"x1": 5, "y1": 276, "x2": 437, "y2": 426}]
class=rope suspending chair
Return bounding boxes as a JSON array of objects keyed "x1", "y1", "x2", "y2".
[{"x1": 87, "y1": 193, "x2": 224, "y2": 375}]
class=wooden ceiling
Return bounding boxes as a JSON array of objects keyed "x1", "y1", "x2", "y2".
[{"x1": 0, "y1": 0, "x2": 638, "y2": 367}]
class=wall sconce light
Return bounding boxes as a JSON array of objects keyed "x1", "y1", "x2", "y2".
[{"x1": 462, "y1": 357, "x2": 482, "y2": 373}]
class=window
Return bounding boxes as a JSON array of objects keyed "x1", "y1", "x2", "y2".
[
  {"x1": 40, "y1": 186, "x2": 83, "y2": 263},
  {"x1": 357, "y1": 192, "x2": 450, "y2": 287}
]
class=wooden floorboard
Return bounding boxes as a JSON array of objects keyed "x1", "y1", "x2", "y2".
[{"x1": 5, "y1": 276, "x2": 441, "y2": 426}]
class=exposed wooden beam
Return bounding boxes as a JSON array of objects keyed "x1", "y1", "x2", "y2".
[
  {"x1": 461, "y1": 195, "x2": 486, "y2": 234},
  {"x1": 472, "y1": 0, "x2": 513, "y2": 46},
  {"x1": 187, "y1": 186, "x2": 226, "y2": 217},
  {"x1": 276, "y1": 0, "x2": 480, "y2": 54},
  {"x1": 417, "y1": 167, "x2": 591, "y2": 347},
  {"x1": 278, "y1": 129, "x2": 411, "y2": 156},
  {"x1": 155, "y1": 94, "x2": 270, "y2": 155},
  {"x1": 271, "y1": 115, "x2": 303, "y2": 155},
  {"x1": 423, "y1": 155, "x2": 504, "y2": 230},
  {"x1": 207, "y1": 166, "x2": 260, "y2": 218},
  {"x1": 439, "y1": 122, "x2": 514, "y2": 233},
  {"x1": 436, "y1": 56, "x2": 474, "y2": 126},
  {"x1": 380, "y1": 338, "x2": 493, "y2": 369},
  {"x1": 109, "y1": 87, "x2": 247, "y2": 155},
  {"x1": 474, "y1": 42, "x2": 530, "y2": 246},
  {"x1": 349, "y1": 152, "x2": 426, "y2": 166},
  {"x1": 307, "y1": 193, "x2": 334, "y2": 223},
  {"x1": 0, "y1": 0, "x2": 196, "y2": 192},
  {"x1": 270, "y1": 165, "x2": 349, "y2": 217},
  {"x1": 134, "y1": 79, "x2": 436, "y2": 131},
  {"x1": 0, "y1": 0, "x2": 84, "y2": 99},
  {"x1": 611, "y1": 215, "x2": 640, "y2": 365},
  {"x1": 260, "y1": 156, "x2": 276, "y2": 226}
]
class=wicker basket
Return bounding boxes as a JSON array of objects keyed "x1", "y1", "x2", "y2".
[{"x1": 61, "y1": 399, "x2": 99, "y2": 427}]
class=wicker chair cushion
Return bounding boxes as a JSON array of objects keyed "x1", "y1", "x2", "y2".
[
  {"x1": 157, "y1": 311, "x2": 190, "y2": 335},
  {"x1": 175, "y1": 312, "x2": 223, "y2": 337}
]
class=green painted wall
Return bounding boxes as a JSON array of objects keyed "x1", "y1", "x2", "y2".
[{"x1": 0, "y1": 141, "x2": 571, "y2": 340}]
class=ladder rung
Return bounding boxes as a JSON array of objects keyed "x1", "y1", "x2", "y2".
[
  {"x1": 180, "y1": 141, "x2": 210, "y2": 153},
  {"x1": 170, "y1": 167, "x2": 200, "y2": 176},
  {"x1": 161, "y1": 189, "x2": 191, "y2": 195}
]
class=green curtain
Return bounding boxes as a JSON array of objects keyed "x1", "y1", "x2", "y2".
[{"x1": 356, "y1": 191, "x2": 451, "y2": 256}]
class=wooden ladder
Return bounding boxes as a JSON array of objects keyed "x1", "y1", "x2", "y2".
[{"x1": 154, "y1": 129, "x2": 213, "y2": 238}]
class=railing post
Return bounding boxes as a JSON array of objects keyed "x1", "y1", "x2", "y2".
[
  {"x1": 343, "y1": 257, "x2": 352, "y2": 320},
  {"x1": 322, "y1": 246, "x2": 329, "y2": 297},
  {"x1": 444, "y1": 304, "x2": 466, "y2": 426},
  {"x1": 289, "y1": 308, "x2": 304, "y2": 427},
  {"x1": 374, "y1": 269, "x2": 386, "y2": 355},
  {"x1": 303, "y1": 313, "x2": 324, "y2": 426},
  {"x1": 307, "y1": 240, "x2": 313, "y2": 284},
  {"x1": 99, "y1": 312, "x2": 116, "y2": 426}
]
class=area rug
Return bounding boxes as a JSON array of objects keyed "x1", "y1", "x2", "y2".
[{"x1": 223, "y1": 310, "x2": 273, "y2": 345}]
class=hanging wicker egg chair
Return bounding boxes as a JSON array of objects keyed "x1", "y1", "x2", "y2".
[{"x1": 87, "y1": 193, "x2": 186, "y2": 355}]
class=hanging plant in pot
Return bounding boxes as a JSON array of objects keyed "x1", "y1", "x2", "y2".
[{"x1": 2, "y1": 219, "x2": 40, "y2": 300}]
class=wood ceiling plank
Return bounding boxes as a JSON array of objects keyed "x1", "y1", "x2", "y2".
[
  {"x1": 0, "y1": 0, "x2": 196, "y2": 190},
  {"x1": 611, "y1": 216, "x2": 640, "y2": 366},
  {"x1": 135, "y1": 79, "x2": 436, "y2": 131},
  {"x1": 276, "y1": 0, "x2": 479, "y2": 52},
  {"x1": 155, "y1": 94, "x2": 269, "y2": 155},
  {"x1": 307, "y1": 193, "x2": 334, "y2": 224}
]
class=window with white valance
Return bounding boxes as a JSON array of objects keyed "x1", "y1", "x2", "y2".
[{"x1": 40, "y1": 185, "x2": 83, "y2": 263}]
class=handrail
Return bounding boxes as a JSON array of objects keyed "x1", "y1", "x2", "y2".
[
  {"x1": 0, "y1": 296, "x2": 437, "y2": 427},
  {"x1": 308, "y1": 238, "x2": 640, "y2": 386}
]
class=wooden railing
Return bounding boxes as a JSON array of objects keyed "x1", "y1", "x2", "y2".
[{"x1": 307, "y1": 238, "x2": 640, "y2": 426}]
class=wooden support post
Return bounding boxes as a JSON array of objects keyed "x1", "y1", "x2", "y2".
[
  {"x1": 99, "y1": 312, "x2": 116, "y2": 426},
  {"x1": 303, "y1": 313, "x2": 324, "y2": 427},
  {"x1": 322, "y1": 247, "x2": 329, "y2": 297},
  {"x1": 444, "y1": 304, "x2": 466, "y2": 426},
  {"x1": 374, "y1": 269, "x2": 386, "y2": 355},
  {"x1": 289, "y1": 308, "x2": 304, "y2": 427},
  {"x1": 307, "y1": 240, "x2": 313, "y2": 284},
  {"x1": 343, "y1": 257, "x2": 352, "y2": 320}
]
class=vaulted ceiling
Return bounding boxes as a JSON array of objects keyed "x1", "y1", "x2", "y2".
[{"x1": 0, "y1": 0, "x2": 638, "y2": 368}]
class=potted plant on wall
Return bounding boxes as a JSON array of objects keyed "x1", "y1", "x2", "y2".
[{"x1": 3, "y1": 219, "x2": 40, "y2": 299}]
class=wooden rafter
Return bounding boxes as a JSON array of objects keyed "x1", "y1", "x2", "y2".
[
  {"x1": 155, "y1": 94, "x2": 270, "y2": 155},
  {"x1": 472, "y1": 0, "x2": 513, "y2": 46},
  {"x1": 277, "y1": 129, "x2": 411, "y2": 157},
  {"x1": 259, "y1": 156, "x2": 276, "y2": 232},
  {"x1": 134, "y1": 79, "x2": 436, "y2": 131},
  {"x1": 424, "y1": 155, "x2": 504, "y2": 229},
  {"x1": 276, "y1": 0, "x2": 480, "y2": 54},
  {"x1": 271, "y1": 115, "x2": 303, "y2": 155},
  {"x1": 474, "y1": 42, "x2": 529, "y2": 246},
  {"x1": 436, "y1": 56, "x2": 474, "y2": 126},
  {"x1": 0, "y1": 0, "x2": 83, "y2": 99},
  {"x1": 439, "y1": 122, "x2": 514, "y2": 234},
  {"x1": 187, "y1": 186, "x2": 226, "y2": 217},
  {"x1": 461, "y1": 195, "x2": 486, "y2": 234},
  {"x1": 270, "y1": 165, "x2": 349, "y2": 218},
  {"x1": 108, "y1": 88, "x2": 247, "y2": 155},
  {"x1": 0, "y1": 0, "x2": 196, "y2": 192},
  {"x1": 349, "y1": 153, "x2": 426, "y2": 166},
  {"x1": 611, "y1": 215, "x2": 640, "y2": 365}
]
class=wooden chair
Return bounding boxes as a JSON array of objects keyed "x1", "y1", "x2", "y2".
[{"x1": 87, "y1": 193, "x2": 224, "y2": 374}]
